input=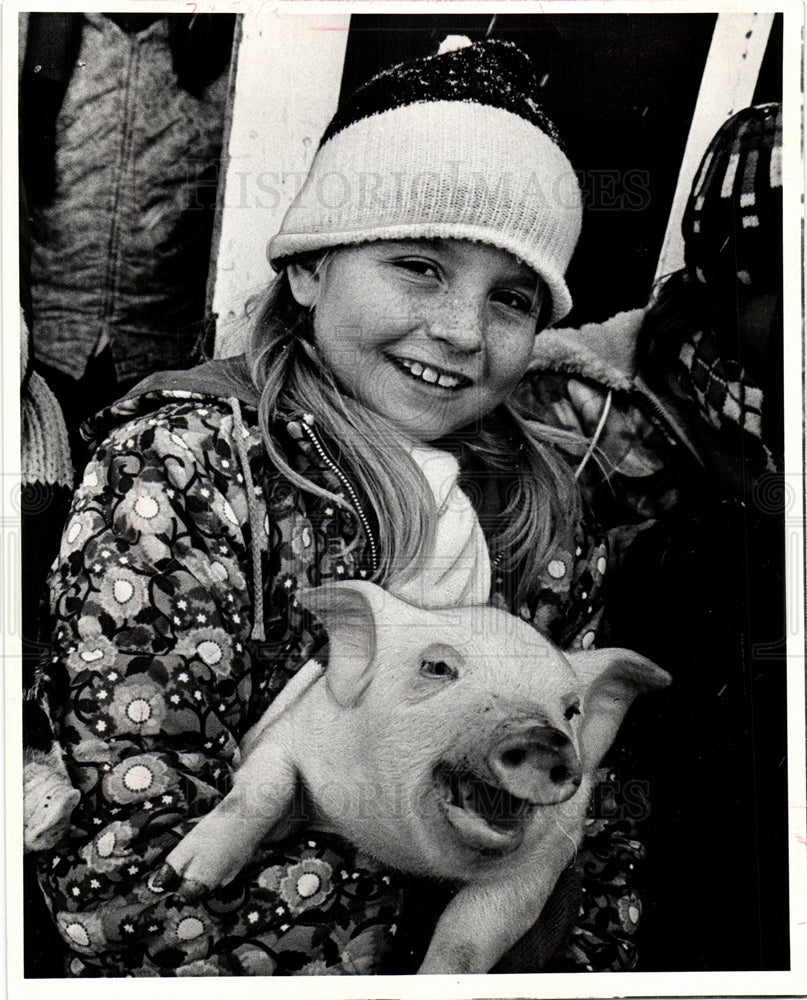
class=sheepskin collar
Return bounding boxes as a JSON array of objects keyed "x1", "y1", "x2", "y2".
[{"x1": 529, "y1": 308, "x2": 646, "y2": 391}]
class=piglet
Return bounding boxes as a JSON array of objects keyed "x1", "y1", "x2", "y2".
[{"x1": 164, "y1": 581, "x2": 670, "y2": 974}]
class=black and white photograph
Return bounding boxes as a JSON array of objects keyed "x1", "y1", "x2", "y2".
[{"x1": 6, "y1": 2, "x2": 806, "y2": 995}]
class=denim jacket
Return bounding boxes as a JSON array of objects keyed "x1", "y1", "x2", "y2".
[{"x1": 28, "y1": 13, "x2": 229, "y2": 382}]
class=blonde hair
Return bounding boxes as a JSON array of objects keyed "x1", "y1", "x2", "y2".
[{"x1": 247, "y1": 260, "x2": 581, "y2": 605}]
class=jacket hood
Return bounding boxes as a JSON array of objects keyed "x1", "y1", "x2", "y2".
[
  {"x1": 82, "y1": 355, "x2": 259, "y2": 448},
  {"x1": 123, "y1": 354, "x2": 258, "y2": 407}
]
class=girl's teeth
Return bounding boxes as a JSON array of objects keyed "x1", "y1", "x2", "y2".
[{"x1": 400, "y1": 358, "x2": 463, "y2": 389}]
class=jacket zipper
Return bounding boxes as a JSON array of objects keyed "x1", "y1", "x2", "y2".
[{"x1": 298, "y1": 421, "x2": 379, "y2": 575}]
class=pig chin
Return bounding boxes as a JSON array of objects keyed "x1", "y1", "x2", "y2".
[{"x1": 432, "y1": 763, "x2": 534, "y2": 857}]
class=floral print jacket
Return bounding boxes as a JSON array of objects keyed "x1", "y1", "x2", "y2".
[{"x1": 34, "y1": 356, "x2": 646, "y2": 977}]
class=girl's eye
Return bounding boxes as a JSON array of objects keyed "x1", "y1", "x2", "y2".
[
  {"x1": 420, "y1": 659, "x2": 458, "y2": 680},
  {"x1": 491, "y1": 289, "x2": 536, "y2": 315},
  {"x1": 392, "y1": 258, "x2": 440, "y2": 279}
]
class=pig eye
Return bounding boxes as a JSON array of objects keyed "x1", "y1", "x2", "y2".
[
  {"x1": 418, "y1": 643, "x2": 463, "y2": 681},
  {"x1": 420, "y1": 659, "x2": 458, "y2": 680},
  {"x1": 564, "y1": 702, "x2": 581, "y2": 721}
]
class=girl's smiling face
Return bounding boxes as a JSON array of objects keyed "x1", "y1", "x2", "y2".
[{"x1": 287, "y1": 239, "x2": 545, "y2": 443}]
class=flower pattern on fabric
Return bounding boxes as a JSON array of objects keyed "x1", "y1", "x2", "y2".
[
  {"x1": 108, "y1": 679, "x2": 167, "y2": 736},
  {"x1": 35, "y1": 389, "x2": 643, "y2": 976},
  {"x1": 57, "y1": 910, "x2": 106, "y2": 955},
  {"x1": 37, "y1": 398, "x2": 401, "y2": 977},
  {"x1": 77, "y1": 819, "x2": 139, "y2": 878},
  {"x1": 277, "y1": 858, "x2": 334, "y2": 914},
  {"x1": 66, "y1": 630, "x2": 118, "y2": 675},
  {"x1": 103, "y1": 755, "x2": 173, "y2": 805},
  {"x1": 115, "y1": 478, "x2": 176, "y2": 536},
  {"x1": 231, "y1": 944, "x2": 277, "y2": 976},
  {"x1": 542, "y1": 548, "x2": 574, "y2": 592},
  {"x1": 173, "y1": 627, "x2": 233, "y2": 678},
  {"x1": 163, "y1": 907, "x2": 212, "y2": 961},
  {"x1": 61, "y1": 509, "x2": 106, "y2": 554},
  {"x1": 97, "y1": 566, "x2": 149, "y2": 622}
]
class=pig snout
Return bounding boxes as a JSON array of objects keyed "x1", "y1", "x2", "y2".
[{"x1": 487, "y1": 726, "x2": 582, "y2": 806}]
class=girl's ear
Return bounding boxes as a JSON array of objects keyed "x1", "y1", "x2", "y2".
[{"x1": 286, "y1": 261, "x2": 321, "y2": 309}]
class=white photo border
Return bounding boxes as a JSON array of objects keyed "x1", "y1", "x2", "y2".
[{"x1": 4, "y1": 2, "x2": 805, "y2": 998}]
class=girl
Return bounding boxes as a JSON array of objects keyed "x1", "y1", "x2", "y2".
[{"x1": 32, "y1": 38, "x2": 643, "y2": 977}]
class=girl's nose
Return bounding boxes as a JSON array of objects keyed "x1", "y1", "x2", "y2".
[{"x1": 425, "y1": 302, "x2": 484, "y2": 354}]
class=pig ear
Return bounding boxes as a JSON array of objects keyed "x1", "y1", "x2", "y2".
[
  {"x1": 566, "y1": 648, "x2": 671, "y2": 770},
  {"x1": 297, "y1": 583, "x2": 380, "y2": 708}
]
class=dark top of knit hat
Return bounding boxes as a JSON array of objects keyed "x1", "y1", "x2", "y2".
[
  {"x1": 682, "y1": 102, "x2": 782, "y2": 293},
  {"x1": 320, "y1": 39, "x2": 560, "y2": 150}
]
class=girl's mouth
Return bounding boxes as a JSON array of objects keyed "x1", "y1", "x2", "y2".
[{"x1": 395, "y1": 357, "x2": 472, "y2": 390}]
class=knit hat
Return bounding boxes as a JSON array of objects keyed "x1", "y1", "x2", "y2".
[
  {"x1": 268, "y1": 38, "x2": 582, "y2": 325},
  {"x1": 682, "y1": 103, "x2": 782, "y2": 293}
]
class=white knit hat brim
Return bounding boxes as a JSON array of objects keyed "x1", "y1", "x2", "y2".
[{"x1": 268, "y1": 101, "x2": 582, "y2": 325}]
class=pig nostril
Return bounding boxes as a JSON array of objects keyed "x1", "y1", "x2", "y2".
[
  {"x1": 550, "y1": 764, "x2": 572, "y2": 784},
  {"x1": 502, "y1": 748, "x2": 527, "y2": 767}
]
